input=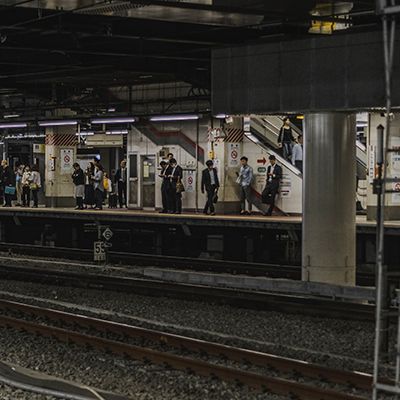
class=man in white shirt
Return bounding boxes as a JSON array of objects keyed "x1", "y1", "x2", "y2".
[{"x1": 292, "y1": 135, "x2": 303, "y2": 173}]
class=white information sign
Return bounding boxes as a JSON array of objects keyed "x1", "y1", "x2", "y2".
[
  {"x1": 185, "y1": 170, "x2": 196, "y2": 193},
  {"x1": 60, "y1": 149, "x2": 73, "y2": 171},
  {"x1": 228, "y1": 143, "x2": 240, "y2": 168},
  {"x1": 213, "y1": 159, "x2": 221, "y2": 183},
  {"x1": 391, "y1": 138, "x2": 400, "y2": 203},
  {"x1": 280, "y1": 173, "x2": 291, "y2": 198},
  {"x1": 369, "y1": 145, "x2": 376, "y2": 184},
  {"x1": 94, "y1": 241, "x2": 106, "y2": 261}
]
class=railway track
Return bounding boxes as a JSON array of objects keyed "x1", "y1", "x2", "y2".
[
  {"x1": 0, "y1": 242, "x2": 383, "y2": 287},
  {"x1": 0, "y1": 298, "x2": 387, "y2": 400},
  {"x1": 0, "y1": 263, "x2": 378, "y2": 321}
]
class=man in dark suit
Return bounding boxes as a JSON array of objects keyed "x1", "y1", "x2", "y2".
[
  {"x1": 114, "y1": 160, "x2": 127, "y2": 208},
  {"x1": 201, "y1": 160, "x2": 219, "y2": 215},
  {"x1": 159, "y1": 161, "x2": 169, "y2": 213},
  {"x1": 167, "y1": 158, "x2": 183, "y2": 214},
  {"x1": 262, "y1": 155, "x2": 282, "y2": 216}
]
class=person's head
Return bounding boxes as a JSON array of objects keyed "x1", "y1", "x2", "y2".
[
  {"x1": 283, "y1": 117, "x2": 290, "y2": 126},
  {"x1": 1, "y1": 160, "x2": 7, "y2": 167},
  {"x1": 24, "y1": 165, "x2": 30, "y2": 172},
  {"x1": 104, "y1": 172, "x2": 108, "y2": 178},
  {"x1": 298, "y1": 135, "x2": 303, "y2": 144},
  {"x1": 93, "y1": 157, "x2": 99, "y2": 165},
  {"x1": 31, "y1": 164, "x2": 39, "y2": 171},
  {"x1": 16, "y1": 161, "x2": 23, "y2": 169},
  {"x1": 121, "y1": 160, "x2": 126, "y2": 168},
  {"x1": 95, "y1": 163, "x2": 104, "y2": 171},
  {"x1": 88, "y1": 162, "x2": 94, "y2": 170},
  {"x1": 240, "y1": 156, "x2": 248, "y2": 166},
  {"x1": 169, "y1": 158, "x2": 177, "y2": 166},
  {"x1": 73, "y1": 162, "x2": 80, "y2": 170},
  {"x1": 206, "y1": 160, "x2": 214, "y2": 169},
  {"x1": 167, "y1": 153, "x2": 173, "y2": 161},
  {"x1": 269, "y1": 155, "x2": 276, "y2": 165},
  {"x1": 160, "y1": 161, "x2": 167, "y2": 168}
]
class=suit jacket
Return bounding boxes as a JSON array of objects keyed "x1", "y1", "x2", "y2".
[
  {"x1": 266, "y1": 164, "x2": 282, "y2": 188},
  {"x1": 160, "y1": 166, "x2": 169, "y2": 190},
  {"x1": 166, "y1": 165, "x2": 183, "y2": 188},
  {"x1": 201, "y1": 168, "x2": 219, "y2": 191},
  {"x1": 114, "y1": 167, "x2": 127, "y2": 186}
]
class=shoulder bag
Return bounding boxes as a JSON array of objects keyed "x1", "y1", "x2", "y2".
[{"x1": 176, "y1": 176, "x2": 185, "y2": 193}]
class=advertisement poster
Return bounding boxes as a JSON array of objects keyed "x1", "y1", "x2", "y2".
[
  {"x1": 228, "y1": 143, "x2": 240, "y2": 168},
  {"x1": 280, "y1": 173, "x2": 291, "y2": 198},
  {"x1": 60, "y1": 149, "x2": 73, "y2": 171}
]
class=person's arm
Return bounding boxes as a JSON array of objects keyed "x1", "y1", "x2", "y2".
[
  {"x1": 248, "y1": 167, "x2": 253, "y2": 184},
  {"x1": 278, "y1": 127, "x2": 283, "y2": 144},
  {"x1": 215, "y1": 169, "x2": 220, "y2": 189},
  {"x1": 275, "y1": 165, "x2": 283, "y2": 181}
]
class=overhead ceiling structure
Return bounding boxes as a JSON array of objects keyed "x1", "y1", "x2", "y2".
[{"x1": 0, "y1": 0, "x2": 379, "y2": 121}]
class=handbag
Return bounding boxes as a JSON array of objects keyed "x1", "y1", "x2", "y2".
[
  {"x1": 5, "y1": 186, "x2": 15, "y2": 195},
  {"x1": 176, "y1": 176, "x2": 185, "y2": 193},
  {"x1": 29, "y1": 183, "x2": 37, "y2": 191},
  {"x1": 212, "y1": 192, "x2": 218, "y2": 204}
]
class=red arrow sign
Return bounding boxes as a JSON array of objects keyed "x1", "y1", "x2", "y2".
[{"x1": 257, "y1": 157, "x2": 267, "y2": 165}]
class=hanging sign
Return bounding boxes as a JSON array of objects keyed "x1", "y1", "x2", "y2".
[
  {"x1": 228, "y1": 143, "x2": 240, "y2": 167},
  {"x1": 60, "y1": 149, "x2": 73, "y2": 171},
  {"x1": 185, "y1": 170, "x2": 195, "y2": 193},
  {"x1": 391, "y1": 138, "x2": 400, "y2": 203},
  {"x1": 280, "y1": 173, "x2": 291, "y2": 198}
]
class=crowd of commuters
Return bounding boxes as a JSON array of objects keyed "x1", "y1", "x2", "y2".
[
  {"x1": 0, "y1": 160, "x2": 41, "y2": 208},
  {"x1": 71, "y1": 158, "x2": 124, "y2": 210}
]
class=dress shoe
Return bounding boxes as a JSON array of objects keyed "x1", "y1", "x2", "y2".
[
  {"x1": 75, "y1": 206, "x2": 80, "y2": 210},
  {"x1": 210, "y1": 212, "x2": 216, "y2": 216},
  {"x1": 159, "y1": 210, "x2": 168, "y2": 214},
  {"x1": 174, "y1": 211, "x2": 181, "y2": 214}
]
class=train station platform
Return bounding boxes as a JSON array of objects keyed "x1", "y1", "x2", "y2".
[{"x1": 0, "y1": 206, "x2": 396, "y2": 268}]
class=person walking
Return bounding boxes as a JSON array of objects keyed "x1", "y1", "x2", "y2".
[
  {"x1": 159, "y1": 161, "x2": 169, "y2": 213},
  {"x1": 21, "y1": 165, "x2": 31, "y2": 207},
  {"x1": 278, "y1": 117, "x2": 296, "y2": 161},
  {"x1": 15, "y1": 161, "x2": 24, "y2": 206},
  {"x1": 28, "y1": 164, "x2": 41, "y2": 208},
  {"x1": 167, "y1": 158, "x2": 183, "y2": 214},
  {"x1": 92, "y1": 163, "x2": 104, "y2": 210},
  {"x1": 262, "y1": 155, "x2": 282, "y2": 216},
  {"x1": 237, "y1": 156, "x2": 253, "y2": 215},
  {"x1": 1, "y1": 160, "x2": 15, "y2": 207},
  {"x1": 201, "y1": 160, "x2": 219, "y2": 216},
  {"x1": 114, "y1": 160, "x2": 127, "y2": 208},
  {"x1": 84, "y1": 162, "x2": 95, "y2": 209},
  {"x1": 292, "y1": 135, "x2": 303, "y2": 173},
  {"x1": 72, "y1": 162, "x2": 85, "y2": 210}
]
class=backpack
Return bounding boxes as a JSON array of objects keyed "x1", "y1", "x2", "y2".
[{"x1": 103, "y1": 177, "x2": 109, "y2": 190}]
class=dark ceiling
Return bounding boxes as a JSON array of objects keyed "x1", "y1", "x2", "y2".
[{"x1": 0, "y1": 0, "x2": 379, "y2": 116}]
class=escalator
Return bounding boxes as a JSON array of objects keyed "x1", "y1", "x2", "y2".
[{"x1": 245, "y1": 115, "x2": 367, "y2": 215}]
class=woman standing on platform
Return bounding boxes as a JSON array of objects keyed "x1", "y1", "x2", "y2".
[
  {"x1": 84, "y1": 162, "x2": 95, "y2": 209},
  {"x1": 72, "y1": 162, "x2": 84, "y2": 210},
  {"x1": 21, "y1": 165, "x2": 31, "y2": 207},
  {"x1": 28, "y1": 164, "x2": 41, "y2": 208},
  {"x1": 92, "y1": 163, "x2": 104, "y2": 210}
]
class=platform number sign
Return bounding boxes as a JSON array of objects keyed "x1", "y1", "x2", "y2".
[{"x1": 94, "y1": 241, "x2": 106, "y2": 261}]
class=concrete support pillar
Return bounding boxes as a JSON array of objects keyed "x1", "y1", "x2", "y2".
[{"x1": 302, "y1": 113, "x2": 356, "y2": 285}]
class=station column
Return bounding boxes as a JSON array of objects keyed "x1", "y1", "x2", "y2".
[
  {"x1": 302, "y1": 113, "x2": 356, "y2": 285},
  {"x1": 45, "y1": 120, "x2": 77, "y2": 208}
]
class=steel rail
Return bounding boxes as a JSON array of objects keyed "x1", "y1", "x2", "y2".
[
  {"x1": 0, "y1": 298, "x2": 390, "y2": 392},
  {"x1": 0, "y1": 264, "x2": 377, "y2": 321},
  {"x1": 0, "y1": 312, "x2": 371, "y2": 400}
]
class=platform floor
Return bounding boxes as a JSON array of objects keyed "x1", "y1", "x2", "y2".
[{"x1": 0, "y1": 204, "x2": 391, "y2": 229}]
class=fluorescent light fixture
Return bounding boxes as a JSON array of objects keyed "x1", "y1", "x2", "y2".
[
  {"x1": 3, "y1": 114, "x2": 20, "y2": 118},
  {"x1": 107, "y1": 108, "x2": 116, "y2": 112},
  {"x1": 0, "y1": 123, "x2": 27, "y2": 129},
  {"x1": 76, "y1": 131, "x2": 94, "y2": 136},
  {"x1": 149, "y1": 115, "x2": 199, "y2": 122},
  {"x1": 105, "y1": 130, "x2": 128, "y2": 135},
  {"x1": 91, "y1": 117, "x2": 135, "y2": 124},
  {"x1": 215, "y1": 114, "x2": 228, "y2": 119},
  {"x1": 39, "y1": 120, "x2": 78, "y2": 126}
]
